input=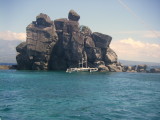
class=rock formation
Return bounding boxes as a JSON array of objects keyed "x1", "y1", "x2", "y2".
[
  {"x1": 16, "y1": 10, "x2": 123, "y2": 71},
  {"x1": 150, "y1": 68, "x2": 160, "y2": 73},
  {"x1": 16, "y1": 13, "x2": 58, "y2": 70},
  {"x1": 122, "y1": 64, "x2": 148, "y2": 73}
]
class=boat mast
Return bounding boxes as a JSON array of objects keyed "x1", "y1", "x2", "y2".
[
  {"x1": 78, "y1": 60, "x2": 80, "y2": 68},
  {"x1": 82, "y1": 57, "x2": 83, "y2": 68},
  {"x1": 86, "y1": 60, "x2": 87, "y2": 68}
]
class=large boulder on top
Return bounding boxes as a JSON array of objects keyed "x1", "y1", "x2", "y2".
[
  {"x1": 92, "y1": 32, "x2": 112, "y2": 48},
  {"x1": 36, "y1": 13, "x2": 53, "y2": 27},
  {"x1": 68, "y1": 10, "x2": 80, "y2": 21}
]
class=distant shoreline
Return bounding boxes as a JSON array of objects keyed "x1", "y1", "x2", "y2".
[
  {"x1": 119, "y1": 60, "x2": 160, "y2": 66},
  {"x1": 0, "y1": 64, "x2": 160, "y2": 73},
  {"x1": 0, "y1": 64, "x2": 17, "y2": 70}
]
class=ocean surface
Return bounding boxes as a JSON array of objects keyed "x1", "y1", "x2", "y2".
[{"x1": 0, "y1": 70, "x2": 160, "y2": 120}]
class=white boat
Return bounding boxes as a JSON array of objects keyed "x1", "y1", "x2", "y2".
[
  {"x1": 66, "y1": 67, "x2": 98, "y2": 73},
  {"x1": 66, "y1": 57, "x2": 98, "y2": 73}
]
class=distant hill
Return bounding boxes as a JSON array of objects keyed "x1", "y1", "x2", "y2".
[
  {"x1": 0, "y1": 40, "x2": 22, "y2": 63},
  {"x1": 119, "y1": 59, "x2": 160, "y2": 67}
]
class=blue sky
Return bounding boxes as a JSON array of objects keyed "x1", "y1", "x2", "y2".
[{"x1": 0, "y1": 0, "x2": 160, "y2": 63}]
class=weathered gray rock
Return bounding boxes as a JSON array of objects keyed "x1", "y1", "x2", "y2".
[
  {"x1": 150, "y1": 68, "x2": 160, "y2": 73},
  {"x1": 69, "y1": 32, "x2": 84, "y2": 61},
  {"x1": 80, "y1": 25, "x2": 92, "y2": 36},
  {"x1": 49, "y1": 19, "x2": 84, "y2": 70},
  {"x1": 98, "y1": 65, "x2": 109, "y2": 72},
  {"x1": 84, "y1": 36, "x2": 95, "y2": 48},
  {"x1": 93, "y1": 48, "x2": 102, "y2": 60},
  {"x1": 36, "y1": 13, "x2": 53, "y2": 27},
  {"x1": 122, "y1": 65, "x2": 137, "y2": 72},
  {"x1": 16, "y1": 13, "x2": 58, "y2": 70},
  {"x1": 92, "y1": 32, "x2": 112, "y2": 48},
  {"x1": 16, "y1": 53, "x2": 32, "y2": 70},
  {"x1": 94, "y1": 61, "x2": 109, "y2": 72},
  {"x1": 122, "y1": 66, "x2": 128, "y2": 72},
  {"x1": 131, "y1": 65, "x2": 137, "y2": 71},
  {"x1": 32, "y1": 62, "x2": 47, "y2": 70},
  {"x1": 85, "y1": 48, "x2": 102, "y2": 63},
  {"x1": 54, "y1": 18, "x2": 68, "y2": 31},
  {"x1": 116, "y1": 62, "x2": 124, "y2": 67},
  {"x1": 107, "y1": 64, "x2": 122, "y2": 72},
  {"x1": 27, "y1": 14, "x2": 58, "y2": 55},
  {"x1": 68, "y1": 10, "x2": 80, "y2": 21},
  {"x1": 65, "y1": 21, "x2": 79, "y2": 33},
  {"x1": 16, "y1": 10, "x2": 121, "y2": 71},
  {"x1": 105, "y1": 47, "x2": 117, "y2": 64},
  {"x1": 127, "y1": 65, "x2": 136, "y2": 72},
  {"x1": 16, "y1": 42, "x2": 32, "y2": 70},
  {"x1": 54, "y1": 18, "x2": 79, "y2": 34},
  {"x1": 16, "y1": 42, "x2": 27, "y2": 53},
  {"x1": 137, "y1": 64, "x2": 147, "y2": 72}
]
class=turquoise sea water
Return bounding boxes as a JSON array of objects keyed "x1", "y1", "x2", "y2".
[{"x1": 0, "y1": 70, "x2": 160, "y2": 120}]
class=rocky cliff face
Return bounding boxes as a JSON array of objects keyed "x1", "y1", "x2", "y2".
[{"x1": 16, "y1": 10, "x2": 121, "y2": 71}]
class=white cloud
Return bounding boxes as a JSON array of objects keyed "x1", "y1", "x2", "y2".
[
  {"x1": 111, "y1": 38, "x2": 160, "y2": 63},
  {"x1": 0, "y1": 31, "x2": 26, "y2": 41}
]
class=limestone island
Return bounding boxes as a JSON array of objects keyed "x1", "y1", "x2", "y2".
[{"x1": 14, "y1": 10, "x2": 160, "y2": 73}]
